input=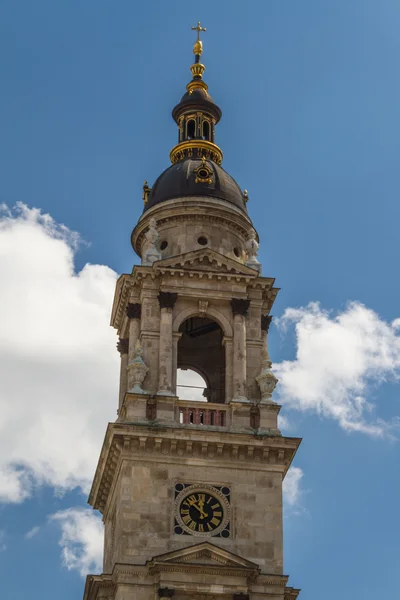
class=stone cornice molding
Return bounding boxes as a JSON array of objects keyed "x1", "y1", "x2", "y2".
[
  {"x1": 154, "y1": 248, "x2": 258, "y2": 277},
  {"x1": 284, "y1": 587, "x2": 301, "y2": 599},
  {"x1": 111, "y1": 265, "x2": 278, "y2": 332},
  {"x1": 82, "y1": 574, "x2": 115, "y2": 600},
  {"x1": 147, "y1": 542, "x2": 260, "y2": 582},
  {"x1": 89, "y1": 422, "x2": 301, "y2": 514},
  {"x1": 110, "y1": 274, "x2": 134, "y2": 332}
]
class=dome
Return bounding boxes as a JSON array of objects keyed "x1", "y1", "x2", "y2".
[
  {"x1": 144, "y1": 158, "x2": 247, "y2": 213},
  {"x1": 172, "y1": 87, "x2": 222, "y2": 124}
]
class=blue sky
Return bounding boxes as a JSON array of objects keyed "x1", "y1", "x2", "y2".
[{"x1": 0, "y1": 1, "x2": 400, "y2": 599}]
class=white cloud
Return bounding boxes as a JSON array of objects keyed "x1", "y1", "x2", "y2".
[
  {"x1": 0, "y1": 203, "x2": 119, "y2": 503},
  {"x1": 177, "y1": 368, "x2": 207, "y2": 401},
  {"x1": 50, "y1": 508, "x2": 103, "y2": 576},
  {"x1": 275, "y1": 302, "x2": 400, "y2": 436},
  {"x1": 25, "y1": 525, "x2": 40, "y2": 539},
  {"x1": 283, "y1": 466, "x2": 304, "y2": 507}
]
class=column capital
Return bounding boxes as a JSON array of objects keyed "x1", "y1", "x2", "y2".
[
  {"x1": 158, "y1": 588, "x2": 175, "y2": 598},
  {"x1": 117, "y1": 338, "x2": 129, "y2": 355},
  {"x1": 126, "y1": 302, "x2": 141, "y2": 319},
  {"x1": 261, "y1": 314, "x2": 273, "y2": 332},
  {"x1": 158, "y1": 292, "x2": 178, "y2": 310},
  {"x1": 231, "y1": 298, "x2": 250, "y2": 316}
]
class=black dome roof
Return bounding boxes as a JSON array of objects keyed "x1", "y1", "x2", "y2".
[{"x1": 144, "y1": 158, "x2": 247, "y2": 213}]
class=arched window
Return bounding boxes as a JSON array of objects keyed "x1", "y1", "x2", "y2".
[
  {"x1": 177, "y1": 368, "x2": 207, "y2": 402},
  {"x1": 177, "y1": 317, "x2": 225, "y2": 403},
  {"x1": 202, "y1": 120, "x2": 210, "y2": 140},
  {"x1": 187, "y1": 119, "x2": 196, "y2": 140}
]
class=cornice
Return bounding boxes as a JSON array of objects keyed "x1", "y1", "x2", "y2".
[
  {"x1": 284, "y1": 586, "x2": 301, "y2": 599},
  {"x1": 110, "y1": 263, "x2": 279, "y2": 332},
  {"x1": 89, "y1": 423, "x2": 301, "y2": 514},
  {"x1": 83, "y1": 574, "x2": 115, "y2": 600}
]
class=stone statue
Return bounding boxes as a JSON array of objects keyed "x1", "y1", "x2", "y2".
[
  {"x1": 142, "y1": 218, "x2": 162, "y2": 266},
  {"x1": 256, "y1": 335, "x2": 278, "y2": 403},
  {"x1": 127, "y1": 340, "x2": 149, "y2": 394},
  {"x1": 245, "y1": 229, "x2": 261, "y2": 273}
]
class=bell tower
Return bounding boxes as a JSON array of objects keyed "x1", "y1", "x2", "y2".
[{"x1": 83, "y1": 25, "x2": 301, "y2": 600}]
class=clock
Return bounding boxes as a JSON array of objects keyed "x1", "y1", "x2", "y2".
[{"x1": 174, "y1": 483, "x2": 230, "y2": 537}]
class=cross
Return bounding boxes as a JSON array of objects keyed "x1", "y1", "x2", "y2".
[{"x1": 191, "y1": 21, "x2": 206, "y2": 41}]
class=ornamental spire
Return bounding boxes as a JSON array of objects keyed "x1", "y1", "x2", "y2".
[
  {"x1": 191, "y1": 21, "x2": 206, "y2": 57},
  {"x1": 188, "y1": 21, "x2": 207, "y2": 87},
  {"x1": 169, "y1": 24, "x2": 223, "y2": 166}
]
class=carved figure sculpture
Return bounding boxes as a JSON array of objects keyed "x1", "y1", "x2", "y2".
[
  {"x1": 142, "y1": 218, "x2": 162, "y2": 265},
  {"x1": 245, "y1": 229, "x2": 261, "y2": 273}
]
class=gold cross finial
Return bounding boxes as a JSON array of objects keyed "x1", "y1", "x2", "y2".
[{"x1": 191, "y1": 21, "x2": 206, "y2": 42}]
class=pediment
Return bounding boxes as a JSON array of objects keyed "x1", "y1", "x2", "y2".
[
  {"x1": 148, "y1": 541, "x2": 260, "y2": 571},
  {"x1": 154, "y1": 248, "x2": 258, "y2": 277}
]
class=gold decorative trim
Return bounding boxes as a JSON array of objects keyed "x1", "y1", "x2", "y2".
[
  {"x1": 186, "y1": 79, "x2": 208, "y2": 95},
  {"x1": 194, "y1": 158, "x2": 213, "y2": 184},
  {"x1": 170, "y1": 140, "x2": 223, "y2": 165},
  {"x1": 190, "y1": 63, "x2": 206, "y2": 79}
]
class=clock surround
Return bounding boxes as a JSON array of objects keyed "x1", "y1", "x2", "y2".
[{"x1": 174, "y1": 482, "x2": 231, "y2": 538}]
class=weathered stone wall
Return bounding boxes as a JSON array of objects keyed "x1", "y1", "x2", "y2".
[{"x1": 104, "y1": 456, "x2": 283, "y2": 575}]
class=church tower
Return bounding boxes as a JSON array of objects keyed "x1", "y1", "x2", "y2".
[{"x1": 83, "y1": 25, "x2": 301, "y2": 600}]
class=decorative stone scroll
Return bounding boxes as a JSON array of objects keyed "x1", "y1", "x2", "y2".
[
  {"x1": 158, "y1": 291, "x2": 178, "y2": 310},
  {"x1": 127, "y1": 340, "x2": 149, "y2": 393},
  {"x1": 126, "y1": 302, "x2": 141, "y2": 320},
  {"x1": 116, "y1": 338, "x2": 129, "y2": 355},
  {"x1": 231, "y1": 298, "x2": 250, "y2": 316}
]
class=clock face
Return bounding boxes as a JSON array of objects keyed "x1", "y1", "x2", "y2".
[
  {"x1": 179, "y1": 491, "x2": 224, "y2": 534},
  {"x1": 174, "y1": 483, "x2": 231, "y2": 537}
]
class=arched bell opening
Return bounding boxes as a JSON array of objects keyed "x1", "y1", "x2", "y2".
[
  {"x1": 186, "y1": 119, "x2": 196, "y2": 140},
  {"x1": 202, "y1": 120, "x2": 210, "y2": 141},
  {"x1": 177, "y1": 317, "x2": 226, "y2": 403}
]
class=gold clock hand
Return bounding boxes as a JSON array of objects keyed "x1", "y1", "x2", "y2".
[{"x1": 197, "y1": 500, "x2": 208, "y2": 519}]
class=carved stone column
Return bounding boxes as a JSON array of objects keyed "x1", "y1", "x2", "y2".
[
  {"x1": 157, "y1": 292, "x2": 177, "y2": 395},
  {"x1": 231, "y1": 299, "x2": 250, "y2": 402},
  {"x1": 116, "y1": 338, "x2": 129, "y2": 411},
  {"x1": 126, "y1": 302, "x2": 141, "y2": 362},
  {"x1": 222, "y1": 335, "x2": 233, "y2": 403}
]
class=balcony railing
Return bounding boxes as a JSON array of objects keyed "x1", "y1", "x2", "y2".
[{"x1": 176, "y1": 399, "x2": 230, "y2": 428}]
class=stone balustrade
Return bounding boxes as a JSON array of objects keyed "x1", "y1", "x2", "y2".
[{"x1": 176, "y1": 400, "x2": 230, "y2": 428}]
